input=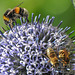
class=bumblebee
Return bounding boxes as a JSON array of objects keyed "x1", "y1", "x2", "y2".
[
  {"x1": 3, "y1": 2, "x2": 29, "y2": 28},
  {"x1": 59, "y1": 49, "x2": 70, "y2": 66}
]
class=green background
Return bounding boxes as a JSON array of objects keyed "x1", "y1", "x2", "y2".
[{"x1": 0, "y1": 0, "x2": 75, "y2": 38}]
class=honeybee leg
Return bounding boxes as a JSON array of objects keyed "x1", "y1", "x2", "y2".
[
  {"x1": 61, "y1": 60, "x2": 63, "y2": 63},
  {"x1": 51, "y1": 66, "x2": 54, "y2": 69},
  {"x1": 41, "y1": 54, "x2": 48, "y2": 59},
  {"x1": 48, "y1": 60, "x2": 50, "y2": 63},
  {"x1": 63, "y1": 63, "x2": 66, "y2": 67},
  {"x1": 68, "y1": 52, "x2": 70, "y2": 55},
  {"x1": 50, "y1": 65, "x2": 54, "y2": 71},
  {"x1": 61, "y1": 60, "x2": 66, "y2": 67},
  {"x1": 63, "y1": 61, "x2": 67, "y2": 67}
]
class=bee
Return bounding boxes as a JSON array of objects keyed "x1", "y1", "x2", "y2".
[
  {"x1": 59, "y1": 49, "x2": 70, "y2": 66},
  {"x1": 42, "y1": 47, "x2": 59, "y2": 68},
  {"x1": 3, "y1": 2, "x2": 29, "y2": 28},
  {"x1": 46, "y1": 47, "x2": 59, "y2": 68}
]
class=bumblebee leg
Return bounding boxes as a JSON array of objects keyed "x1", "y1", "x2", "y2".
[
  {"x1": 26, "y1": 16, "x2": 29, "y2": 22},
  {"x1": 10, "y1": 24, "x2": 13, "y2": 28},
  {"x1": 9, "y1": 19, "x2": 13, "y2": 28},
  {"x1": 23, "y1": 17, "x2": 25, "y2": 23},
  {"x1": 0, "y1": 36, "x2": 2, "y2": 39},
  {"x1": 0, "y1": 26, "x2": 6, "y2": 32},
  {"x1": 12, "y1": 19, "x2": 17, "y2": 26},
  {"x1": 27, "y1": 19, "x2": 29, "y2": 22}
]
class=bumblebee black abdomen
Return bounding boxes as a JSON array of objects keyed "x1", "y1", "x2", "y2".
[
  {"x1": 3, "y1": 10, "x2": 10, "y2": 22},
  {"x1": 4, "y1": 9, "x2": 15, "y2": 20},
  {"x1": 19, "y1": 8, "x2": 24, "y2": 17},
  {"x1": 4, "y1": 10, "x2": 10, "y2": 16}
]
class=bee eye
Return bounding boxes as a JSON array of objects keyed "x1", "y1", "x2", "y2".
[{"x1": 62, "y1": 52, "x2": 64, "y2": 54}]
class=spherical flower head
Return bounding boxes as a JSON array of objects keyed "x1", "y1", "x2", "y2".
[{"x1": 0, "y1": 13, "x2": 75, "y2": 75}]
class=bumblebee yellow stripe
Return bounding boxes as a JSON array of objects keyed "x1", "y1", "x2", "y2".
[{"x1": 3, "y1": 16, "x2": 9, "y2": 21}]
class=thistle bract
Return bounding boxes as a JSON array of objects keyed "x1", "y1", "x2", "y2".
[{"x1": 0, "y1": 13, "x2": 75, "y2": 75}]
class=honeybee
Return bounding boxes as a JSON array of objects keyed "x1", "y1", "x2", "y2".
[
  {"x1": 59, "y1": 49, "x2": 70, "y2": 66},
  {"x1": 3, "y1": 2, "x2": 29, "y2": 28},
  {"x1": 47, "y1": 48, "x2": 59, "y2": 68},
  {"x1": 42, "y1": 47, "x2": 59, "y2": 68}
]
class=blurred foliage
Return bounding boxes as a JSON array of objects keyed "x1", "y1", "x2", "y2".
[
  {"x1": 0, "y1": 0, "x2": 75, "y2": 37},
  {"x1": 72, "y1": 0, "x2": 75, "y2": 6}
]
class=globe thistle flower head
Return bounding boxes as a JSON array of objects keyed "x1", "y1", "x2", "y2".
[{"x1": 0, "y1": 13, "x2": 75, "y2": 75}]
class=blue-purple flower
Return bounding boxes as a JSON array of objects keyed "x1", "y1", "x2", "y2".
[{"x1": 0, "y1": 13, "x2": 75, "y2": 75}]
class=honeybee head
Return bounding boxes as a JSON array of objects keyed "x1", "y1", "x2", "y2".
[{"x1": 59, "y1": 50, "x2": 65, "y2": 59}]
